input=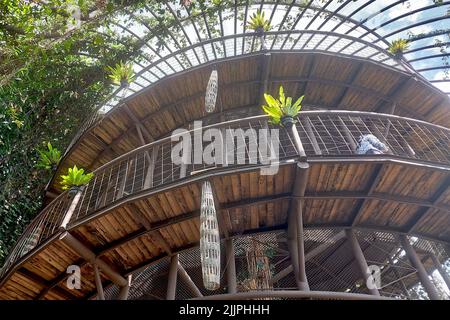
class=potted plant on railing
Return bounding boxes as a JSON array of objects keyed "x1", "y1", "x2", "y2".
[
  {"x1": 36, "y1": 142, "x2": 62, "y2": 172},
  {"x1": 247, "y1": 10, "x2": 271, "y2": 50},
  {"x1": 60, "y1": 165, "x2": 94, "y2": 197},
  {"x1": 388, "y1": 39, "x2": 410, "y2": 60},
  {"x1": 106, "y1": 61, "x2": 136, "y2": 102},
  {"x1": 261, "y1": 85, "x2": 307, "y2": 161}
]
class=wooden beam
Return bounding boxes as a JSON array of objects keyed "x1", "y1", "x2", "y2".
[
  {"x1": 126, "y1": 203, "x2": 172, "y2": 255},
  {"x1": 59, "y1": 231, "x2": 128, "y2": 287},
  {"x1": 123, "y1": 104, "x2": 154, "y2": 143},
  {"x1": 351, "y1": 164, "x2": 384, "y2": 226},
  {"x1": 17, "y1": 268, "x2": 76, "y2": 300},
  {"x1": 407, "y1": 176, "x2": 450, "y2": 233}
]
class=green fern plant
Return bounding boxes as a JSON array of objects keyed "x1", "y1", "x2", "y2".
[
  {"x1": 36, "y1": 142, "x2": 61, "y2": 170},
  {"x1": 261, "y1": 85, "x2": 304, "y2": 127},
  {"x1": 247, "y1": 10, "x2": 271, "y2": 34},
  {"x1": 106, "y1": 61, "x2": 135, "y2": 87},
  {"x1": 60, "y1": 165, "x2": 94, "y2": 192},
  {"x1": 388, "y1": 39, "x2": 410, "y2": 58}
]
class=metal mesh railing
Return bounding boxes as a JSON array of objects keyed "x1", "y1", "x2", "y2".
[
  {"x1": 99, "y1": 228, "x2": 450, "y2": 300},
  {"x1": 2, "y1": 111, "x2": 450, "y2": 280}
]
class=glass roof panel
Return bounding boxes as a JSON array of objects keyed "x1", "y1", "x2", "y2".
[{"x1": 95, "y1": 0, "x2": 449, "y2": 113}]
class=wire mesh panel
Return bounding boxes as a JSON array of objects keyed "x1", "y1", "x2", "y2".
[{"x1": 96, "y1": 228, "x2": 450, "y2": 300}]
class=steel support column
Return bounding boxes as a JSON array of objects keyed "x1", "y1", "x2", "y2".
[
  {"x1": 399, "y1": 235, "x2": 440, "y2": 300},
  {"x1": 166, "y1": 254, "x2": 179, "y2": 300},
  {"x1": 225, "y1": 239, "x2": 237, "y2": 294},
  {"x1": 117, "y1": 275, "x2": 132, "y2": 300},
  {"x1": 346, "y1": 229, "x2": 380, "y2": 296},
  {"x1": 288, "y1": 161, "x2": 310, "y2": 291},
  {"x1": 59, "y1": 231, "x2": 128, "y2": 287},
  {"x1": 430, "y1": 253, "x2": 450, "y2": 292},
  {"x1": 94, "y1": 264, "x2": 105, "y2": 300},
  {"x1": 177, "y1": 262, "x2": 203, "y2": 297}
]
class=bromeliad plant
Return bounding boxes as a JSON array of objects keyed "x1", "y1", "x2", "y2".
[
  {"x1": 106, "y1": 61, "x2": 135, "y2": 87},
  {"x1": 60, "y1": 165, "x2": 94, "y2": 196},
  {"x1": 388, "y1": 39, "x2": 410, "y2": 59},
  {"x1": 36, "y1": 142, "x2": 61, "y2": 171},
  {"x1": 262, "y1": 85, "x2": 307, "y2": 161},
  {"x1": 262, "y1": 85, "x2": 304, "y2": 128},
  {"x1": 247, "y1": 10, "x2": 271, "y2": 34}
]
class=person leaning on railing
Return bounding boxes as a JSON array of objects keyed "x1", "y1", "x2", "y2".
[{"x1": 356, "y1": 134, "x2": 389, "y2": 155}]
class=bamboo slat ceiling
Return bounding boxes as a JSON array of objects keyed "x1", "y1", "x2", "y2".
[
  {"x1": 2, "y1": 161, "x2": 450, "y2": 300},
  {"x1": 49, "y1": 52, "x2": 450, "y2": 195}
]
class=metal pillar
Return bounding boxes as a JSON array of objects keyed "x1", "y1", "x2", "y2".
[
  {"x1": 225, "y1": 239, "x2": 237, "y2": 294},
  {"x1": 399, "y1": 235, "x2": 440, "y2": 300},
  {"x1": 288, "y1": 162, "x2": 310, "y2": 291},
  {"x1": 166, "y1": 254, "x2": 179, "y2": 300},
  {"x1": 59, "y1": 231, "x2": 128, "y2": 287},
  {"x1": 345, "y1": 229, "x2": 380, "y2": 296},
  {"x1": 177, "y1": 262, "x2": 203, "y2": 297},
  {"x1": 94, "y1": 264, "x2": 105, "y2": 300},
  {"x1": 117, "y1": 275, "x2": 132, "y2": 300},
  {"x1": 430, "y1": 253, "x2": 450, "y2": 292}
]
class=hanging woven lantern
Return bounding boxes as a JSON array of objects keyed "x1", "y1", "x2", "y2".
[
  {"x1": 205, "y1": 69, "x2": 218, "y2": 113},
  {"x1": 200, "y1": 181, "x2": 221, "y2": 290}
]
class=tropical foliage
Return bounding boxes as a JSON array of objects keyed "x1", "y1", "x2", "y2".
[
  {"x1": 60, "y1": 165, "x2": 94, "y2": 190},
  {"x1": 261, "y1": 86, "x2": 304, "y2": 126},
  {"x1": 247, "y1": 10, "x2": 271, "y2": 33},
  {"x1": 388, "y1": 39, "x2": 410, "y2": 57},
  {"x1": 36, "y1": 142, "x2": 62, "y2": 170},
  {"x1": 106, "y1": 61, "x2": 135, "y2": 86}
]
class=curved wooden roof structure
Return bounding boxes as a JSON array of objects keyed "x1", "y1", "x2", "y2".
[{"x1": 1, "y1": 1, "x2": 450, "y2": 300}]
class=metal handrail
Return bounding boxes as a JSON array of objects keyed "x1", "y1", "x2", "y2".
[
  {"x1": 60, "y1": 29, "x2": 410, "y2": 159},
  {"x1": 1, "y1": 111, "x2": 450, "y2": 279}
]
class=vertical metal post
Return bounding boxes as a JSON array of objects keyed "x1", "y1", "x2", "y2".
[
  {"x1": 295, "y1": 199, "x2": 309, "y2": 291},
  {"x1": 225, "y1": 239, "x2": 237, "y2": 294},
  {"x1": 287, "y1": 217, "x2": 301, "y2": 288},
  {"x1": 303, "y1": 117, "x2": 322, "y2": 155},
  {"x1": 166, "y1": 254, "x2": 179, "y2": 300},
  {"x1": 399, "y1": 235, "x2": 440, "y2": 300},
  {"x1": 339, "y1": 118, "x2": 357, "y2": 152},
  {"x1": 346, "y1": 229, "x2": 380, "y2": 296},
  {"x1": 288, "y1": 124, "x2": 307, "y2": 161},
  {"x1": 94, "y1": 264, "x2": 105, "y2": 300},
  {"x1": 384, "y1": 103, "x2": 396, "y2": 137},
  {"x1": 117, "y1": 274, "x2": 132, "y2": 300},
  {"x1": 60, "y1": 188, "x2": 84, "y2": 230},
  {"x1": 288, "y1": 162, "x2": 310, "y2": 291},
  {"x1": 144, "y1": 145, "x2": 159, "y2": 189},
  {"x1": 430, "y1": 253, "x2": 450, "y2": 292}
]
